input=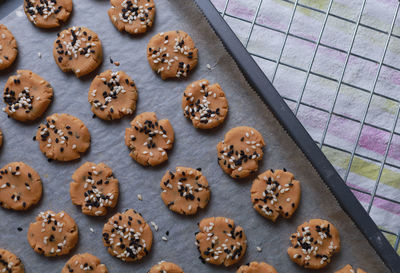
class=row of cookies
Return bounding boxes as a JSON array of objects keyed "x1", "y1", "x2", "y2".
[
  {"x1": 22, "y1": 0, "x2": 155, "y2": 35},
  {"x1": 2, "y1": 0, "x2": 157, "y2": 70},
  {"x1": 0, "y1": 157, "x2": 358, "y2": 272}
]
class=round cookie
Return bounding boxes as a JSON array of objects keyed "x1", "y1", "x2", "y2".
[
  {"x1": 0, "y1": 249, "x2": 25, "y2": 273},
  {"x1": 70, "y1": 162, "x2": 119, "y2": 216},
  {"x1": 160, "y1": 167, "x2": 210, "y2": 215},
  {"x1": 182, "y1": 79, "x2": 228, "y2": 129},
  {"x1": 0, "y1": 24, "x2": 18, "y2": 71},
  {"x1": 3, "y1": 70, "x2": 53, "y2": 122},
  {"x1": 149, "y1": 261, "x2": 184, "y2": 273},
  {"x1": 24, "y1": 0, "x2": 73, "y2": 29},
  {"x1": 35, "y1": 113, "x2": 91, "y2": 161},
  {"x1": 287, "y1": 219, "x2": 340, "y2": 269},
  {"x1": 125, "y1": 112, "x2": 174, "y2": 166},
  {"x1": 61, "y1": 253, "x2": 109, "y2": 273},
  {"x1": 108, "y1": 0, "x2": 155, "y2": 35},
  {"x1": 88, "y1": 70, "x2": 138, "y2": 120},
  {"x1": 53, "y1": 26, "x2": 103, "y2": 78},
  {"x1": 147, "y1": 30, "x2": 198, "y2": 80},
  {"x1": 195, "y1": 217, "x2": 247, "y2": 267},
  {"x1": 102, "y1": 209, "x2": 153, "y2": 262},
  {"x1": 236, "y1": 262, "x2": 278, "y2": 273},
  {"x1": 217, "y1": 126, "x2": 265, "y2": 179},
  {"x1": 0, "y1": 162, "x2": 42, "y2": 211},
  {"x1": 251, "y1": 169, "x2": 300, "y2": 222},
  {"x1": 335, "y1": 265, "x2": 366, "y2": 273},
  {"x1": 27, "y1": 210, "x2": 78, "y2": 257}
]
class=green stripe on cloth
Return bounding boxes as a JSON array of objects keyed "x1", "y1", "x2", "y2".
[
  {"x1": 322, "y1": 146, "x2": 400, "y2": 190},
  {"x1": 381, "y1": 229, "x2": 400, "y2": 254}
]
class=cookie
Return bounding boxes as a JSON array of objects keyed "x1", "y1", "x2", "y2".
[
  {"x1": 88, "y1": 70, "x2": 138, "y2": 120},
  {"x1": 160, "y1": 167, "x2": 210, "y2": 215},
  {"x1": 70, "y1": 162, "x2": 119, "y2": 216},
  {"x1": 125, "y1": 112, "x2": 174, "y2": 166},
  {"x1": 0, "y1": 249, "x2": 25, "y2": 273},
  {"x1": 149, "y1": 261, "x2": 184, "y2": 273},
  {"x1": 53, "y1": 26, "x2": 103, "y2": 77},
  {"x1": 217, "y1": 126, "x2": 265, "y2": 179},
  {"x1": 251, "y1": 169, "x2": 300, "y2": 222},
  {"x1": 0, "y1": 24, "x2": 18, "y2": 70},
  {"x1": 108, "y1": 0, "x2": 155, "y2": 35},
  {"x1": 0, "y1": 128, "x2": 3, "y2": 148},
  {"x1": 3, "y1": 70, "x2": 53, "y2": 122},
  {"x1": 61, "y1": 253, "x2": 109, "y2": 273},
  {"x1": 236, "y1": 262, "x2": 278, "y2": 273},
  {"x1": 102, "y1": 209, "x2": 153, "y2": 262},
  {"x1": 35, "y1": 113, "x2": 91, "y2": 161},
  {"x1": 147, "y1": 30, "x2": 198, "y2": 80},
  {"x1": 335, "y1": 265, "x2": 366, "y2": 273},
  {"x1": 27, "y1": 210, "x2": 78, "y2": 257},
  {"x1": 287, "y1": 219, "x2": 340, "y2": 269},
  {"x1": 195, "y1": 217, "x2": 247, "y2": 267},
  {"x1": 0, "y1": 162, "x2": 42, "y2": 211},
  {"x1": 182, "y1": 79, "x2": 228, "y2": 129},
  {"x1": 24, "y1": 0, "x2": 73, "y2": 29}
]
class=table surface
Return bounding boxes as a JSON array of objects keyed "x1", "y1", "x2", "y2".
[{"x1": 1, "y1": 0, "x2": 399, "y2": 255}]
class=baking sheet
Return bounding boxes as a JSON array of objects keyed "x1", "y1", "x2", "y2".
[{"x1": 0, "y1": 1, "x2": 389, "y2": 272}]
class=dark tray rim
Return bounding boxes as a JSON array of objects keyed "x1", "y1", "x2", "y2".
[{"x1": 193, "y1": 0, "x2": 400, "y2": 271}]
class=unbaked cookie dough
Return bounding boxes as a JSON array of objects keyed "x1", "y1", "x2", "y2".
[
  {"x1": 3, "y1": 70, "x2": 53, "y2": 122},
  {"x1": 53, "y1": 26, "x2": 103, "y2": 77},
  {"x1": 125, "y1": 112, "x2": 174, "y2": 166},
  {"x1": 236, "y1": 261, "x2": 278, "y2": 273},
  {"x1": 147, "y1": 30, "x2": 198, "y2": 80},
  {"x1": 182, "y1": 79, "x2": 228, "y2": 129},
  {"x1": 149, "y1": 261, "x2": 184, "y2": 273},
  {"x1": 0, "y1": 24, "x2": 18, "y2": 71},
  {"x1": 196, "y1": 217, "x2": 247, "y2": 267},
  {"x1": 24, "y1": 0, "x2": 73, "y2": 29},
  {"x1": 88, "y1": 70, "x2": 138, "y2": 120},
  {"x1": 61, "y1": 253, "x2": 109, "y2": 273},
  {"x1": 0, "y1": 249, "x2": 25, "y2": 273},
  {"x1": 160, "y1": 167, "x2": 210, "y2": 215},
  {"x1": 35, "y1": 113, "x2": 91, "y2": 161},
  {"x1": 251, "y1": 169, "x2": 300, "y2": 222},
  {"x1": 108, "y1": 0, "x2": 155, "y2": 35},
  {"x1": 335, "y1": 265, "x2": 366, "y2": 273},
  {"x1": 70, "y1": 162, "x2": 119, "y2": 216},
  {"x1": 102, "y1": 209, "x2": 153, "y2": 262},
  {"x1": 217, "y1": 126, "x2": 265, "y2": 179},
  {"x1": 27, "y1": 210, "x2": 78, "y2": 257},
  {"x1": 0, "y1": 162, "x2": 42, "y2": 211},
  {"x1": 288, "y1": 219, "x2": 340, "y2": 269}
]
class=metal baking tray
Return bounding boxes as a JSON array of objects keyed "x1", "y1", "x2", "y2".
[
  {"x1": 193, "y1": 0, "x2": 400, "y2": 271},
  {"x1": 0, "y1": 0, "x2": 399, "y2": 272}
]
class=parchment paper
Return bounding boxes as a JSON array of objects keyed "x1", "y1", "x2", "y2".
[{"x1": 0, "y1": 1, "x2": 390, "y2": 272}]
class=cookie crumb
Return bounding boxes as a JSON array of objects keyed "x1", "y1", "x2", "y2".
[
  {"x1": 256, "y1": 246, "x2": 262, "y2": 252},
  {"x1": 162, "y1": 236, "x2": 168, "y2": 241},
  {"x1": 114, "y1": 61, "x2": 120, "y2": 66},
  {"x1": 150, "y1": 221, "x2": 159, "y2": 231},
  {"x1": 137, "y1": 194, "x2": 143, "y2": 201},
  {"x1": 17, "y1": 227, "x2": 23, "y2": 232}
]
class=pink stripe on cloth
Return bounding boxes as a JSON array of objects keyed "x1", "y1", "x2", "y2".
[{"x1": 348, "y1": 183, "x2": 400, "y2": 216}]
